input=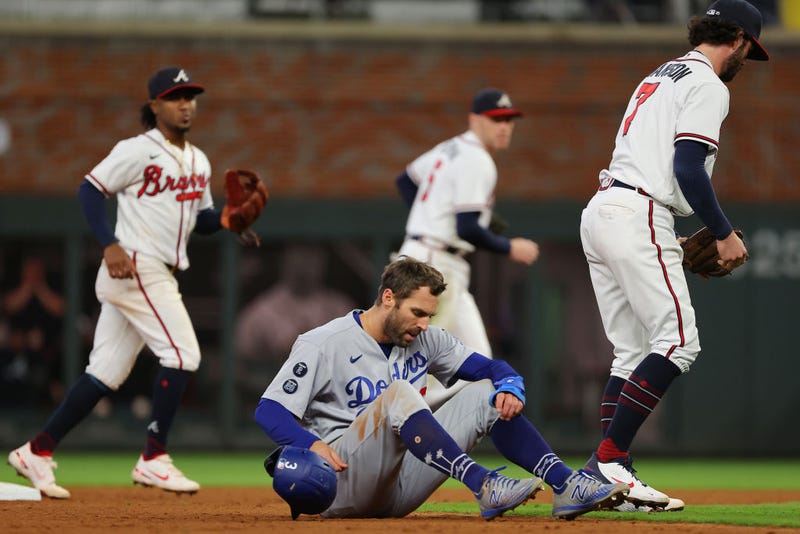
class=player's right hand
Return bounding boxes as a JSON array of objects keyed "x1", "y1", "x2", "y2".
[
  {"x1": 716, "y1": 230, "x2": 748, "y2": 272},
  {"x1": 509, "y1": 237, "x2": 540, "y2": 265},
  {"x1": 310, "y1": 439, "x2": 348, "y2": 472},
  {"x1": 103, "y1": 242, "x2": 136, "y2": 279}
]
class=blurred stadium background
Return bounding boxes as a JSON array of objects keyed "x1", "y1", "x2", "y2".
[{"x1": 0, "y1": 0, "x2": 798, "y2": 457}]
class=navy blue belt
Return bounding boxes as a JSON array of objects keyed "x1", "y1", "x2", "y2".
[
  {"x1": 611, "y1": 180, "x2": 651, "y2": 198},
  {"x1": 409, "y1": 235, "x2": 470, "y2": 257}
]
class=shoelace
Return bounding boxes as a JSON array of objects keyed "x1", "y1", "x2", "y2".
[
  {"x1": 158, "y1": 456, "x2": 188, "y2": 478},
  {"x1": 619, "y1": 457, "x2": 650, "y2": 487},
  {"x1": 486, "y1": 467, "x2": 522, "y2": 492},
  {"x1": 42, "y1": 456, "x2": 59, "y2": 470}
]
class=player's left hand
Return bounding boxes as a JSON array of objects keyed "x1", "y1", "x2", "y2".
[
  {"x1": 310, "y1": 439, "x2": 348, "y2": 472},
  {"x1": 493, "y1": 391, "x2": 524, "y2": 421}
]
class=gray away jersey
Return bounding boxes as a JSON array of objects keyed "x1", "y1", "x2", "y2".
[{"x1": 262, "y1": 310, "x2": 472, "y2": 443}]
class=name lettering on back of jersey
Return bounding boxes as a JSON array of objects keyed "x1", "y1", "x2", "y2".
[
  {"x1": 137, "y1": 164, "x2": 209, "y2": 202},
  {"x1": 648, "y1": 62, "x2": 692, "y2": 83}
]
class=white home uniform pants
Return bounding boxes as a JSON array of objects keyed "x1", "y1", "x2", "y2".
[
  {"x1": 85, "y1": 251, "x2": 201, "y2": 390},
  {"x1": 322, "y1": 379, "x2": 498, "y2": 518},
  {"x1": 396, "y1": 239, "x2": 492, "y2": 409},
  {"x1": 580, "y1": 187, "x2": 700, "y2": 378}
]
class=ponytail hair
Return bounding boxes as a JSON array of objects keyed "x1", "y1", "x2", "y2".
[{"x1": 140, "y1": 102, "x2": 156, "y2": 130}]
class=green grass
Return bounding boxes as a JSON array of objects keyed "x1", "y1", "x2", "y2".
[
  {"x1": 3, "y1": 453, "x2": 799, "y2": 528},
  {"x1": 417, "y1": 502, "x2": 800, "y2": 528}
]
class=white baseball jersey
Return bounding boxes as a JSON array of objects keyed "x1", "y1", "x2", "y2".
[
  {"x1": 580, "y1": 50, "x2": 733, "y2": 378},
  {"x1": 85, "y1": 128, "x2": 213, "y2": 270},
  {"x1": 598, "y1": 50, "x2": 729, "y2": 217},
  {"x1": 262, "y1": 311, "x2": 472, "y2": 444},
  {"x1": 404, "y1": 130, "x2": 496, "y2": 252}
]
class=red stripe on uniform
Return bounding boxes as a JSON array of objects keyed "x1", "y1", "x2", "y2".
[
  {"x1": 132, "y1": 252, "x2": 184, "y2": 369},
  {"x1": 86, "y1": 174, "x2": 111, "y2": 196},
  {"x1": 648, "y1": 201, "x2": 684, "y2": 356},
  {"x1": 675, "y1": 132, "x2": 719, "y2": 148}
]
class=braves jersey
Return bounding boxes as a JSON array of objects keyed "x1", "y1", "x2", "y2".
[
  {"x1": 404, "y1": 130, "x2": 496, "y2": 252},
  {"x1": 262, "y1": 311, "x2": 472, "y2": 444},
  {"x1": 599, "y1": 50, "x2": 729, "y2": 216},
  {"x1": 85, "y1": 128, "x2": 213, "y2": 270}
]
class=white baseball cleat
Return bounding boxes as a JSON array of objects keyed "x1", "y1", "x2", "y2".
[
  {"x1": 131, "y1": 454, "x2": 200, "y2": 494},
  {"x1": 614, "y1": 496, "x2": 685, "y2": 512},
  {"x1": 7, "y1": 442, "x2": 71, "y2": 499},
  {"x1": 584, "y1": 453, "x2": 669, "y2": 506}
]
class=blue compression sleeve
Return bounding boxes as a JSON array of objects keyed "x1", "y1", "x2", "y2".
[
  {"x1": 456, "y1": 212, "x2": 511, "y2": 254},
  {"x1": 395, "y1": 170, "x2": 418, "y2": 208},
  {"x1": 78, "y1": 180, "x2": 117, "y2": 248},
  {"x1": 194, "y1": 207, "x2": 222, "y2": 234},
  {"x1": 674, "y1": 140, "x2": 733, "y2": 240},
  {"x1": 454, "y1": 353, "x2": 526, "y2": 404},
  {"x1": 453, "y1": 352, "x2": 517, "y2": 383},
  {"x1": 254, "y1": 398, "x2": 319, "y2": 448}
]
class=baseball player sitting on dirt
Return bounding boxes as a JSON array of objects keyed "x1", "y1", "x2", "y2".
[{"x1": 254, "y1": 257, "x2": 629, "y2": 521}]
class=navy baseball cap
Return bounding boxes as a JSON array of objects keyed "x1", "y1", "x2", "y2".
[
  {"x1": 704, "y1": 0, "x2": 769, "y2": 61},
  {"x1": 147, "y1": 67, "x2": 206, "y2": 100},
  {"x1": 471, "y1": 88, "x2": 522, "y2": 118}
]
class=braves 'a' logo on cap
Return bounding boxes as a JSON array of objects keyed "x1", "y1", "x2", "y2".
[
  {"x1": 172, "y1": 69, "x2": 190, "y2": 83},
  {"x1": 496, "y1": 93, "x2": 513, "y2": 109}
]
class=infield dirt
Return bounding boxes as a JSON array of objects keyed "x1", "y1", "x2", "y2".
[{"x1": 1, "y1": 486, "x2": 798, "y2": 533}]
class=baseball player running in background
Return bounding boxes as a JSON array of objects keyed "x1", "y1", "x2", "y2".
[
  {"x1": 8, "y1": 66, "x2": 233, "y2": 498},
  {"x1": 395, "y1": 88, "x2": 540, "y2": 410},
  {"x1": 579, "y1": 0, "x2": 766, "y2": 511},
  {"x1": 255, "y1": 257, "x2": 628, "y2": 520}
]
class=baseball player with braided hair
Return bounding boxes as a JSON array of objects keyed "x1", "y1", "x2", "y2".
[
  {"x1": 7, "y1": 66, "x2": 242, "y2": 498},
  {"x1": 255, "y1": 257, "x2": 628, "y2": 521},
  {"x1": 579, "y1": 0, "x2": 767, "y2": 511},
  {"x1": 395, "y1": 88, "x2": 540, "y2": 410}
]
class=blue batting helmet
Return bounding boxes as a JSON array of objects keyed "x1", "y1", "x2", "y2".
[{"x1": 264, "y1": 446, "x2": 337, "y2": 520}]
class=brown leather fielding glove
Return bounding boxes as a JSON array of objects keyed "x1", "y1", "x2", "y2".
[
  {"x1": 221, "y1": 168, "x2": 269, "y2": 245},
  {"x1": 681, "y1": 227, "x2": 745, "y2": 278}
]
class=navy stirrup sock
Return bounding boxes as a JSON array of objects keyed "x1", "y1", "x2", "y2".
[
  {"x1": 600, "y1": 353, "x2": 681, "y2": 460},
  {"x1": 600, "y1": 375, "x2": 626, "y2": 438},
  {"x1": 33, "y1": 373, "x2": 109, "y2": 454},
  {"x1": 491, "y1": 417, "x2": 573, "y2": 488},
  {"x1": 144, "y1": 367, "x2": 192, "y2": 460},
  {"x1": 399, "y1": 409, "x2": 488, "y2": 493}
]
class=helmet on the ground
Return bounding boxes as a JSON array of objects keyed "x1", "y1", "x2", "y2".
[{"x1": 264, "y1": 445, "x2": 337, "y2": 519}]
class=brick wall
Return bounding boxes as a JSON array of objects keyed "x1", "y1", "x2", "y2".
[{"x1": 1, "y1": 23, "x2": 797, "y2": 201}]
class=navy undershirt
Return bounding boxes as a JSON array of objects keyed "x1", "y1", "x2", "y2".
[
  {"x1": 395, "y1": 170, "x2": 511, "y2": 254},
  {"x1": 78, "y1": 179, "x2": 222, "y2": 247},
  {"x1": 674, "y1": 140, "x2": 733, "y2": 240}
]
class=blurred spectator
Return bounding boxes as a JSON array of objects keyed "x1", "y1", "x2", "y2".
[
  {"x1": 235, "y1": 245, "x2": 356, "y2": 400},
  {"x1": 1, "y1": 256, "x2": 65, "y2": 406}
]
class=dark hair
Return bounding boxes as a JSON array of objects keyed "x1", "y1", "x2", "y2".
[
  {"x1": 140, "y1": 102, "x2": 156, "y2": 130},
  {"x1": 375, "y1": 257, "x2": 447, "y2": 305},
  {"x1": 688, "y1": 16, "x2": 744, "y2": 47}
]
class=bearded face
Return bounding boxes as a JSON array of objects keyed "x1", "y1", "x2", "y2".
[
  {"x1": 719, "y1": 40, "x2": 750, "y2": 82},
  {"x1": 380, "y1": 288, "x2": 438, "y2": 347}
]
